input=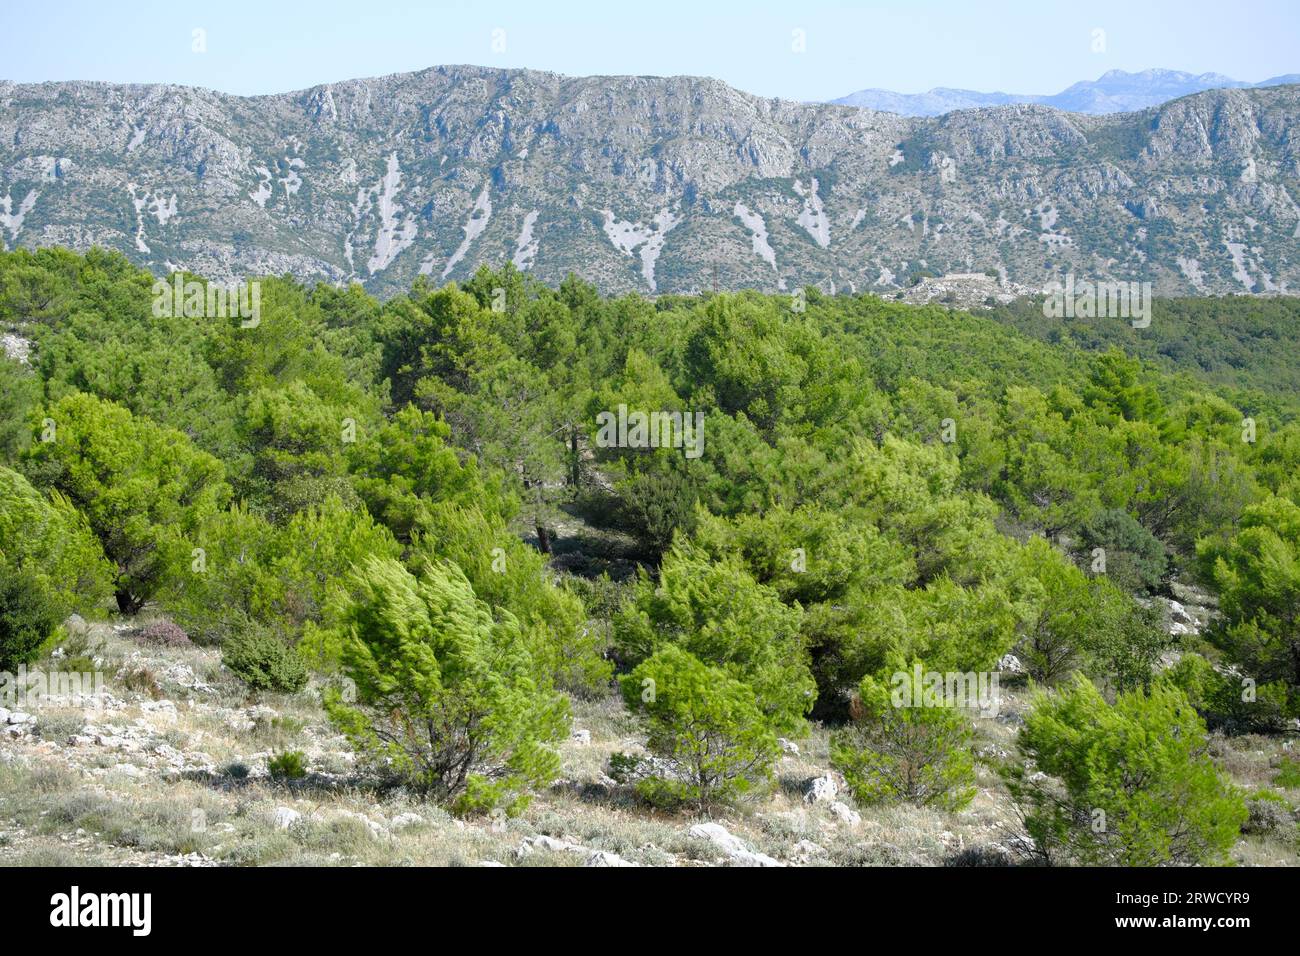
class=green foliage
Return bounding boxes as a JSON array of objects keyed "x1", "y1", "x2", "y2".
[
  {"x1": 238, "y1": 381, "x2": 360, "y2": 519},
  {"x1": 1012, "y1": 542, "x2": 1168, "y2": 693},
  {"x1": 157, "y1": 503, "x2": 277, "y2": 645},
  {"x1": 1165, "y1": 651, "x2": 1291, "y2": 733},
  {"x1": 1199, "y1": 494, "x2": 1300, "y2": 719},
  {"x1": 1276, "y1": 758, "x2": 1300, "y2": 789},
  {"x1": 1012, "y1": 538, "x2": 1098, "y2": 685},
  {"x1": 7, "y1": 250, "x2": 1300, "y2": 847},
  {"x1": 830, "y1": 667, "x2": 977, "y2": 812},
  {"x1": 986, "y1": 294, "x2": 1300, "y2": 406},
  {"x1": 267, "y1": 750, "x2": 308, "y2": 781},
  {"x1": 0, "y1": 565, "x2": 65, "y2": 671},
  {"x1": 0, "y1": 465, "x2": 113, "y2": 616},
  {"x1": 693, "y1": 503, "x2": 910, "y2": 606},
  {"x1": 1082, "y1": 349, "x2": 1166, "y2": 424},
  {"x1": 1005, "y1": 677, "x2": 1247, "y2": 866},
  {"x1": 165, "y1": 496, "x2": 400, "y2": 648},
  {"x1": 1077, "y1": 581, "x2": 1168, "y2": 694},
  {"x1": 615, "y1": 464, "x2": 700, "y2": 558},
  {"x1": 1079, "y1": 508, "x2": 1168, "y2": 593},
  {"x1": 222, "y1": 626, "x2": 309, "y2": 693},
  {"x1": 0, "y1": 356, "x2": 39, "y2": 464},
  {"x1": 21, "y1": 392, "x2": 230, "y2": 612},
  {"x1": 266, "y1": 497, "x2": 402, "y2": 636},
  {"x1": 619, "y1": 645, "x2": 779, "y2": 808},
  {"x1": 614, "y1": 541, "x2": 814, "y2": 734},
  {"x1": 322, "y1": 556, "x2": 568, "y2": 814},
  {"x1": 409, "y1": 504, "x2": 612, "y2": 695},
  {"x1": 347, "y1": 404, "x2": 503, "y2": 541}
]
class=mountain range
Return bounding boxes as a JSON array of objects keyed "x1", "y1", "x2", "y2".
[
  {"x1": 831, "y1": 68, "x2": 1300, "y2": 116},
  {"x1": 1, "y1": 65, "x2": 1297, "y2": 298}
]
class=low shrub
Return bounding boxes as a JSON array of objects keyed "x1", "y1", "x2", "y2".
[
  {"x1": 1242, "y1": 793, "x2": 1293, "y2": 835},
  {"x1": 134, "y1": 619, "x2": 192, "y2": 648},
  {"x1": 830, "y1": 666, "x2": 977, "y2": 813},
  {"x1": 268, "y1": 750, "x2": 308, "y2": 781},
  {"x1": 223, "y1": 627, "x2": 309, "y2": 693},
  {"x1": 619, "y1": 645, "x2": 780, "y2": 808},
  {"x1": 1004, "y1": 676, "x2": 1247, "y2": 866}
]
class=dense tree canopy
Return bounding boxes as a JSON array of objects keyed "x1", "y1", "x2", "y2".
[{"x1": 3, "y1": 246, "x2": 1298, "y2": 830}]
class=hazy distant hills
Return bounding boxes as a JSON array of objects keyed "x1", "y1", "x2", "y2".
[{"x1": 832, "y1": 68, "x2": 1300, "y2": 116}]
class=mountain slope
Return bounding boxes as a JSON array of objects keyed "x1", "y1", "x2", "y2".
[{"x1": 1, "y1": 66, "x2": 1298, "y2": 296}]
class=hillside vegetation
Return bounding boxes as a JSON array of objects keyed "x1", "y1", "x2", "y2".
[{"x1": 2, "y1": 247, "x2": 1298, "y2": 866}]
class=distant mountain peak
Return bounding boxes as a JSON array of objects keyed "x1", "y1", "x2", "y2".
[{"x1": 831, "y1": 68, "x2": 1297, "y2": 116}]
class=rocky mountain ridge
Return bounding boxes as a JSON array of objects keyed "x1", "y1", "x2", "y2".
[{"x1": 1, "y1": 65, "x2": 1298, "y2": 297}]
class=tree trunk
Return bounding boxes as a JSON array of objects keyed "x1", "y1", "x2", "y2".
[
  {"x1": 115, "y1": 589, "x2": 143, "y2": 615},
  {"x1": 568, "y1": 427, "x2": 581, "y2": 489}
]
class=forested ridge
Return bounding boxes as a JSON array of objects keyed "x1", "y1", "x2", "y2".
[{"x1": 3, "y1": 246, "x2": 1299, "y2": 864}]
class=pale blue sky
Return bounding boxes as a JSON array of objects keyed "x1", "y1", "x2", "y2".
[{"x1": 2, "y1": 0, "x2": 1296, "y2": 101}]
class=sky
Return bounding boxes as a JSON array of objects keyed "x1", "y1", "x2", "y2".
[{"x1": 1, "y1": 0, "x2": 1296, "y2": 101}]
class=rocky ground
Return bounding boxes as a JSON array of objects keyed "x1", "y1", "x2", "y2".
[
  {"x1": 1, "y1": 614, "x2": 1297, "y2": 867},
  {"x1": 895, "y1": 272, "x2": 1037, "y2": 309}
]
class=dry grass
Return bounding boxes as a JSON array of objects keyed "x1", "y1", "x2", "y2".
[{"x1": 1, "y1": 623, "x2": 1294, "y2": 867}]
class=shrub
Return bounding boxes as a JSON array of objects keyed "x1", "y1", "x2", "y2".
[
  {"x1": 1199, "y1": 495, "x2": 1300, "y2": 718},
  {"x1": 1004, "y1": 676, "x2": 1247, "y2": 866},
  {"x1": 222, "y1": 627, "x2": 308, "y2": 693},
  {"x1": 134, "y1": 619, "x2": 191, "y2": 648},
  {"x1": 1079, "y1": 508, "x2": 1168, "y2": 593},
  {"x1": 617, "y1": 465, "x2": 699, "y2": 558},
  {"x1": 614, "y1": 541, "x2": 814, "y2": 734},
  {"x1": 1014, "y1": 539, "x2": 1167, "y2": 691},
  {"x1": 165, "y1": 496, "x2": 401, "y2": 649},
  {"x1": 0, "y1": 565, "x2": 64, "y2": 671},
  {"x1": 21, "y1": 393, "x2": 230, "y2": 613},
  {"x1": 409, "y1": 503, "x2": 611, "y2": 696},
  {"x1": 323, "y1": 556, "x2": 568, "y2": 815},
  {"x1": 619, "y1": 645, "x2": 780, "y2": 808},
  {"x1": 0, "y1": 466, "x2": 113, "y2": 616},
  {"x1": 1275, "y1": 758, "x2": 1300, "y2": 789},
  {"x1": 1242, "y1": 793, "x2": 1292, "y2": 835},
  {"x1": 830, "y1": 666, "x2": 977, "y2": 812},
  {"x1": 1166, "y1": 652, "x2": 1291, "y2": 733},
  {"x1": 268, "y1": 750, "x2": 308, "y2": 781},
  {"x1": 33, "y1": 710, "x2": 87, "y2": 742},
  {"x1": 114, "y1": 663, "x2": 162, "y2": 699}
]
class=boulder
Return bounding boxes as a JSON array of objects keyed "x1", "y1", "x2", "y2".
[
  {"x1": 688, "y1": 822, "x2": 783, "y2": 867},
  {"x1": 803, "y1": 773, "x2": 839, "y2": 804},
  {"x1": 997, "y1": 653, "x2": 1024, "y2": 674},
  {"x1": 828, "y1": 801, "x2": 861, "y2": 827},
  {"x1": 272, "y1": 806, "x2": 302, "y2": 829}
]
